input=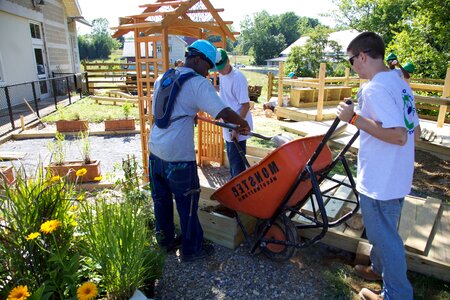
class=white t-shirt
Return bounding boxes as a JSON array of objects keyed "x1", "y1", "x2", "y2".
[
  {"x1": 219, "y1": 67, "x2": 253, "y2": 142},
  {"x1": 356, "y1": 71, "x2": 419, "y2": 200},
  {"x1": 150, "y1": 67, "x2": 228, "y2": 162}
]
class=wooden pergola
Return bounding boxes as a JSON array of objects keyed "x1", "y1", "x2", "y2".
[{"x1": 112, "y1": 0, "x2": 238, "y2": 180}]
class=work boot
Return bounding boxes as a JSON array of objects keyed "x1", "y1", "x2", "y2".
[
  {"x1": 359, "y1": 288, "x2": 383, "y2": 300},
  {"x1": 354, "y1": 265, "x2": 382, "y2": 281},
  {"x1": 182, "y1": 244, "x2": 215, "y2": 262},
  {"x1": 159, "y1": 234, "x2": 182, "y2": 253}
]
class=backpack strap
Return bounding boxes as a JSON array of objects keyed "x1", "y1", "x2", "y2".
[{"x1": 154, "y1": 69, "x2": 198, "y2": 129}]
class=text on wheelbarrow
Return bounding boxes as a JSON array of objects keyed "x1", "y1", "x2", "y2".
[{"x1": 230, "y1": 160, "x2": 279, "y2": 201}]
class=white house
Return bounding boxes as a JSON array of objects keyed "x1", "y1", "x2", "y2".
[
  {"x1": 122, "y1": 35, "x2": 188, "y2": 65},
  {"x1": 122, "y1": 35, "x2": 188, "y2": 67},
  {"x1": 0, "y1": 0, "x2": 88, "y2": 102},
  {"x1": 266, "y1": 29, "x2": 361, "y2": 66}
]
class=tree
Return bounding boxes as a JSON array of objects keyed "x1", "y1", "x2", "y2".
[
  {"x1": 331, "y1": 0, "x2": 411, "y2": 44},
  {"x1": 77, "y1": 18, "x2": 120, "y2": 61},
  {"x1": 332, "y1": 0, "x2": 449, "y2": 78},
  {"x1": 285, "y1": 26, "x2": 346, "y2": 77}
]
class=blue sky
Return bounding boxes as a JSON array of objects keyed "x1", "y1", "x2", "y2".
[{"x1": 76, "y1": 0, "x2": 338, "y2": 35}]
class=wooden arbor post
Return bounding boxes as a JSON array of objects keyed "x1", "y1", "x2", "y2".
[
  {"x1": 112, "y1": 0, "x2": 238, "y2": 181},
  {"x1": 437, "y1": 67, "x2": 450, "y2": 128},
  {"x1": 316, "y1": 63, "x2": 326, "y2": 121}
]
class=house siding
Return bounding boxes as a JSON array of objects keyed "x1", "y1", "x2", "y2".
[{"x1": 42, "y1": 1, "x2": 73, "y2": 73}]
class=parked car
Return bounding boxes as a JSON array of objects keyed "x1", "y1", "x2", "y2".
[{"x1": 233, "y1": 63, "x2": 246, "y2": 69}]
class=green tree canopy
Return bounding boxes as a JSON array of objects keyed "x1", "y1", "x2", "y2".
[
  {"x1": 78, "y1": 18, "x2": 120, "y2": 61},
  {"x1": 332, "y1": 0, "x2": 450, "y2": 78},
  {"x1": 238, "y1": 11, "x2": 319, "y2": 65},
  {"x1": 286, "y1": 26, "x2": 346, "y2": 77}
]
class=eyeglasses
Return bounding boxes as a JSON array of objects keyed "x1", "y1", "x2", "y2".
[{"x1": 348, "y1": 49, "x2": 371, "y2": 66}]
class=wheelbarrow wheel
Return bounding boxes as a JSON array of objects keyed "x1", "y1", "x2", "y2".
[{"x1": 256, "y1": 215, "x2": 299, "y2": 262}]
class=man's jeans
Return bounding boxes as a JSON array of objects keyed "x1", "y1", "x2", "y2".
[
  {"x1": 226, "y1": 140, "x2": 247, "y2": 178},
  {"x1": 148, "y1": 154, "x2": 203, "y2": 256},
  {"x1": 360, "y1": 193, "x2": 413, "y2": 300}
]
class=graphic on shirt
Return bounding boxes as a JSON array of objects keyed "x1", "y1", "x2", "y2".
[{"x1": 402, "y1": 89, "x2": 416, "y2": 133}]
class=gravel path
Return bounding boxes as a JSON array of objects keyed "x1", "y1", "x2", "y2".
[
  {"x1": 154, "y1": 242, "x2": 353, "y2": 300},
  {"x1": 0, "y1": 133, "x2": 142, "y2": 176}
]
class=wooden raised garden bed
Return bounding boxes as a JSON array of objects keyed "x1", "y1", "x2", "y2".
[{"x1": 47, "y1": 160, "x2": 101, "y2": 183}]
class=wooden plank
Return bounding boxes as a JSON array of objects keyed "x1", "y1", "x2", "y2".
[
  {"x1": 398, "y1": 196, "x2": 425, "y2": 242},
  {"x1": 405, "y1": 197, "x2": 442, "y2": 254},
  {"x1": 280, "y1": 120, "x2": 348, "y2": 138},
  {"x1": 428, "y1": 204, "x2": 449, "y2": 263},
  {"x1": 325, "y1": 180, "x2": 353, "y2": 220},
  {"x1": 300, "y1": 176, "x2": 341, "y2": 217},
  {"x1": 354, "y1": 241, "x2": 372, "y2": 266},
  {"x1": 297, "y1": 226, "x2": 450, "y2": 282},
  {"x1": 0, "y1": 151, "x2": 26, "y2": 160}
]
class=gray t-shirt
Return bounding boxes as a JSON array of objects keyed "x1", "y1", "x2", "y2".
[{"x1": 150, "y1": 67, "x2": 228, "y2": 162}]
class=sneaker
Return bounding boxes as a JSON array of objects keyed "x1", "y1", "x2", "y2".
[
  {"x1": 161, "y1": 235, "x2": 182, "y2": 253},
  {"x1": 354, "y1": 265, "x2": 382, "y2": 281},
  {"x1": 359, "y1": 288, "x2": 383, "y2": 300},
  {"x1": 182, "y1": 244, "x2": 215, "y2": 262}
]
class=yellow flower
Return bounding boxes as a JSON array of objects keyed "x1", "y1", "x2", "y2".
[
  {"x1": 77, "y1": 194, "x2": 84, "y2": 201},
  {"x1": 51, "y1": 175, "x2": 61, "y2": 182},
  {"x1": 7, "y1": 285, "x2": 31, "y2": 300},
  {"x1": 93, "y1": 175, "x2": 102, "y2": 181},
  {"x1": 70, "y1": 220, "x2": 78, "y2": 227},
  {"x1": 77, "y1": 282, "x2": 98, "y2": 300},
  {"x1": 76, "y1": 168, "x2": 87, "y2": 177},
  {"x1": 26, "y1": 232, "x2": 40, "y2": 241},
  {"x1": 69, "y1": 205, "x2": 78, "y2": 211},
  {"x1": 40, "y1": 220, "x2": 61, "y2": 234}
]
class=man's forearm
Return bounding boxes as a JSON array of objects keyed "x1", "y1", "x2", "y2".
[{"x1": 216, "y1": 107, "x2": 249, "y2": 129}]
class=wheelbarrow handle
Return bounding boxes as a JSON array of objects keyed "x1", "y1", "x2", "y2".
[{"x1": 196, "y1": 115, "x2": 272, "y2": 140}]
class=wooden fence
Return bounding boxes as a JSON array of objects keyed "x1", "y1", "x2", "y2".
[{"x1": 269, "y1": 63, "x2": 450, "y2": 126}]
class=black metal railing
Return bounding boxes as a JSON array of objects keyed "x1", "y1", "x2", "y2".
[{"x1": 0, "y1": 72, "x2": 86, "y2": 135}]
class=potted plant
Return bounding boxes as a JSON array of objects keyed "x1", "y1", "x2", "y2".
[
  {"x1": 55, "y1": 106, "x2": 89, "y2": 132},
  {"x1": 0, "y1": 165, "x2": 15, "y2": 187},
  {"x1": 47, "y1": 131, "x2": 101, "y2": 183},
  {"x1": 104, "y1": 102, "x2": 136, "y2": 131}
]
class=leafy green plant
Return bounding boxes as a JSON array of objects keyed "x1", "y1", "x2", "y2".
[
  {"x1": 47, "y1": 131, "x2": 66, "y2": 165},
  {"x1": 0, "y1": 165, "x2": 83, "y2": 299},
  {"x1": 122, "y1": 102, "x2": 132, "y2": 119},
  {"x1": 77, "y1": 131, "x2": 91, "y2": 164},
  {"x1": 78, "y1": 195, "x2": 164, "y2": 299}
]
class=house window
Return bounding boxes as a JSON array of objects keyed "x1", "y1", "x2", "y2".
[{"x1": 30, "y1": 23, "x2": 42, "y2": 39}]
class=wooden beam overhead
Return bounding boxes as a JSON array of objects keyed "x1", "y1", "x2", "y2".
[
  {"x1": 111, "y1": 21, "x2": 163, "y2": 31},
  {"x1": 139, "y1": 0, "x2": 189, "y2": 8},
  {"x1": 201, "y1": 0, "x2": 236, "y2": 41},
  {"x1": 186, "y1": 8, "x2": 224, "y2": 13},
  {"x1": 126, "y1": 11, "x2": 177, "y2": 18}
]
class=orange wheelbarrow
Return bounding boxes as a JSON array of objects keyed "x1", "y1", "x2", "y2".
[{"x1": 207, "y1": 117, "x2": 360, "y2": 261}]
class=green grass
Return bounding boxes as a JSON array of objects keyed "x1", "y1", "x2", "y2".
[{"x1": 41, "y1": 97, "x2": 140, "y2": 123}]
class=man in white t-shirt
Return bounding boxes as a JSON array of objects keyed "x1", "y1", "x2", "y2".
[
  {"x1": 215, "y1": 48, "x2": 253, "y2": 178},
  {"x1": 149, "y1": 40, "x2": 250, "y2": 262},
  {"x1": 336, "y1": 32, "x2": 420, "y2": 300}
]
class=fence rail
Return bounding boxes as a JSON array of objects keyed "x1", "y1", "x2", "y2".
[{"x1": 0, "y1": 73, "x2": 86, "y2": 135}]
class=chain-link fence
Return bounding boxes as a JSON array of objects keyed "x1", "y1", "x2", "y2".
[{"x1": 0, "y1": 73, "x2": 86, "y2": 136}]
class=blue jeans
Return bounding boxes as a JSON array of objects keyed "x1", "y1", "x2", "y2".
[
  {"x1": 360, "y1": 193, "x2": 413, "y2": 300},
  {"x1": 226, "y1": 140, "x2": 247, "y2": 178},
  {"x1": 148, "y1": 154, "x2": 203, "y2": 256}
]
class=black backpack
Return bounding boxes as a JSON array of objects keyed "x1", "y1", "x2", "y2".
[{"x1": 153, "y1": 68, "x2": 198, "y2": 129}]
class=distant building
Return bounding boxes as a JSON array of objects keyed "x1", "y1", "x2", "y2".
[
  {"x1": 0, "y1": 0, "x2": 88, "y2": 102},
  {"x1": 122, "y1": 35, "x2": 187, "y2": 67},
  {"x1": 266, "y1": 29, "x2": 361, "y2": 67}
]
